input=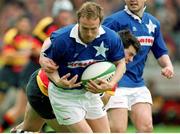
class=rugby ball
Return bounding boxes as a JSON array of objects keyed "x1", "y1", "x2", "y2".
[{"x1": 81, "y1": 61, "x2": 116, "y2": 86}]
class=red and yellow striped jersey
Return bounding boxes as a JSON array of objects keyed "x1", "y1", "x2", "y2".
[{"x1": 36, "y1": 69, "x2": 49, "y2": 96}]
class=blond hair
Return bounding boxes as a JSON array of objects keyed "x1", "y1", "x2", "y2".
[{"x1": 76, "y1": 2, "x2": 104, "y2": 23}]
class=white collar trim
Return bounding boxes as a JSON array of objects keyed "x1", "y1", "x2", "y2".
[
  {"x1": 70, "y1": 24, "x2": 105, "y2": 45},
  {"x1": 124, "y1": 5, "x2": 146, "y2": 23}
]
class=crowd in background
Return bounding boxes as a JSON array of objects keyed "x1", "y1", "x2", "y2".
[
  {"x1": 0, "y1": 0, "x2": 180, "y2": 62},
  {"x1": 0, "y1": 0, "x2": 179, "y2": 131}
]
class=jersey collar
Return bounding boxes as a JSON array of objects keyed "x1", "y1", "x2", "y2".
[
  {"x1": 70, "y1": 24, "x2": 105, "y2": 46},
  {"x1": 124, "y1": 5, "x2": 146, "y2": 23}
]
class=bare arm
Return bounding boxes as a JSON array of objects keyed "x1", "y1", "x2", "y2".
[
  {"x1": 46, "y1": 70, "x2": 82, "y2": 88},
  {"x1": 158, "y1": 54, "x2": 174, "y2": 79},
  {"x1": 111, "y1": 58, "x2": 126, "y2": 86},
  {"x1": 41, "y1": 38, "x2": 82, "y2": 88},
  {"x1": 39, "y1": 38, "x2": 59, "y2": 73},
  {"x1": 40, "y1": 37, "x2": 51, "y2": 52}
]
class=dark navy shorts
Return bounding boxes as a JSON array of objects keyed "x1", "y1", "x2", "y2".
[{"x1": 26, "y1": 69, "x2": 55, "y2": 119}]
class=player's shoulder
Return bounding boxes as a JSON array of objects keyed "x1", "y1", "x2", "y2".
[
  {"x1": 101, "y1": 25, "x2": 120, "y2": 39},
  {"x1": 103, "y1": 10, "x2": 130, "y2": 28},
  {"x1": 102, "y1": 25, "x2": 117, "y2": 34},
  {"x1": 144, "y1": 12, "x2": 160, "y2": 24}
]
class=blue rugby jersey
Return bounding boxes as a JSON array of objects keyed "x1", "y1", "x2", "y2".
[
  {"x1": 44, "y1": 24, "x2": 125, "y2": 89},
  {"x1": 103, "y1": 6, "x2": 168, "y2": 87}
]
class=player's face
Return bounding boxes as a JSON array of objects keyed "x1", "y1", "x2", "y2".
[
  {"x1": 16, "y1": 18, "x2": 32, "y2": 34},
  {"x1": 124, "y1": 45, "x2": 136, "y2": 64},
  {"x1": 125, "y1": 0, "x2": 146, "y2": 13},
  {"x1": 78, "y1": 17, "x2": 100, "y2": 44}
]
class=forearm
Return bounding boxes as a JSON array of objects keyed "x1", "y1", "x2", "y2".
[
  {"x1": 41, "y1": 37, "x2": 51, "y2": 53},
  {"x1": 158, "y1": 54, "x2": 174, "y2": 79},
  {"x1": 39, "y1": 38, "x2": 58, "y2": 73},
  {"x1": 39, "y1": 38, "x2": 51, "y2": 59},
  {"x1": 111, "y1": 58, "x2": 126, "y2": 86},
  {"x1": 158, "y1": 55, "x2": 173, "y2": 68},
  {"x1": 39, "y1": 37, "x2": 51, "y2": 64},
  {"x1": 46, "y1": 70, "x2": 60, "y2": 85}
]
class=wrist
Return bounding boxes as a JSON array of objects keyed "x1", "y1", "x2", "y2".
[
  {"x1": 40, "y1": 52, "x2": 47, "y2": 57},
  {"x1": 105, "y1": 83, "x2": 117, "y2": 96},
  {"x1": 111, "y1": 83, "x2": 117, "y2": 91}
]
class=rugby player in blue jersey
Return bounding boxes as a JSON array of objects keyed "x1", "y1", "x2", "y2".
[
  {"x1": 102, "y1": 0, "x2": 174, "y2": 132},
  {"x1": 10, "y1": 29, "x2": 140, "y2": 133},
  {"x1": 43, "y1": 2, "x2": 126, "y2": 133}
]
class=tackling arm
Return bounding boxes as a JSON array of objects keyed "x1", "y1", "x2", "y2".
[
  {"x1": 39, "y1": 38, "x2": 59, "y2": 73},
  {"x1": 111, "y1": 58, "x2": 126, "y2": 86}
]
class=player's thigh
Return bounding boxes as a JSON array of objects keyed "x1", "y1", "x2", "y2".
[
  {"x1": 5, "y1": 90, "x2": 27, "y2": 120},
  {"x1": 130, "y1": 103, "x2": 152, "y2": 128},
  {"x1": 13, "y1": 89, "x2": 27, "y2": 109},
  {"x1": 46, "y1": 119, "x2": 69, "y2": 132},
  {"x1": 23, "y1": 103, "x2": 45, "y2": 132},
  {"x1": 66, "y1": 119, "x2": 93, "y2": 133},
  {"x1": 108, "y1": 108, "x2": 128, "y2": 132},
  {"x1": 129, "y1": 87, "x2": 153, "y2": 127},
  {"x1": 87, "y1": 115, "x2": 110, "y2": 133}
]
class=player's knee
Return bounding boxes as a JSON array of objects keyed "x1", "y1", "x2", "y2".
[
  {"x1": 110, "y1": 124, "x2": 127, "y2": 133},
  {"x1": 137, "y1": 121, "x2": 153, "y2": 132}
]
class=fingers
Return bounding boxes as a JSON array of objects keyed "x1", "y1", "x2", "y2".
[
  {"x1": 86, "y1": 80, "x2": 103, "y2": 93},
  {"x1": 45, "y1": 66, "x2": 57, "y2": 73},
  {"x1": 86, "y1": 82, "x2": 96, "y2": 90},
  {"x1": 40, "y1": 56, "x2": 58, "y2": 73},
  {"x1": 88, "y1": 80, "x2": 99, "y2": 89},
  {"x1": 49, "y1": 61, "x2": 59, "y2": 70},
  {"x1": 69, "y1": 75, "x2": 78, "y2": 84},
  {"x1": 86, "y1": 89, "x2": 98, "y2": 94},
  {"x1": 96, "y1": 78, "x2": 108, "y2": 84},
  {"x1": 86, "y1": 82, "x2": 97, "y2": 92},
  {"x1": 60, "y1": 74, "x2": 82, "y2": 88},
  {"x1": 61, "y1": 73, "x2": 71, "y2": 79},
  {"x1": 45, "y1": 60, "x2": 58, "y2": 72},
  {"x1": 161, "y1": 68, "x2": 174, "y2": 79},
  {"x1": 72, "y1": 81, "x2": 82, "y2": 88},
  {"x1": 68, "y1": 75, "x2": 78, "y2": 88}
]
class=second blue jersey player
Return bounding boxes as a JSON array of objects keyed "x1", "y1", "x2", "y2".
[{"x1": 103, "y1": 0, "x2": 174, "y2": 132}]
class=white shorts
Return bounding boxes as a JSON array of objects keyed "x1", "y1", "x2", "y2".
[
  {"x1": 104, "y1": 86, "x2": 153, "y2": 111},
  {"x1": 48, "y1": 82, "x2": 106, "y2": 125}
]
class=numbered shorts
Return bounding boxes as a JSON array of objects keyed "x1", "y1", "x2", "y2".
[
  {"x1": 48, "y1": 82, "x2": 106, "y2": 125},
  {"x1": 104, "y1": 86, "x2": 153, "y2": 111}
]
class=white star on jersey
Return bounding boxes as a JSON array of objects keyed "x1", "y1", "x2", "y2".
[
  {"x1": 94, "y1": 42, "x2": 109, "y2": 58},
  {"x1": 146, "y1": 20, "x2": 157, "y2": 34}
]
